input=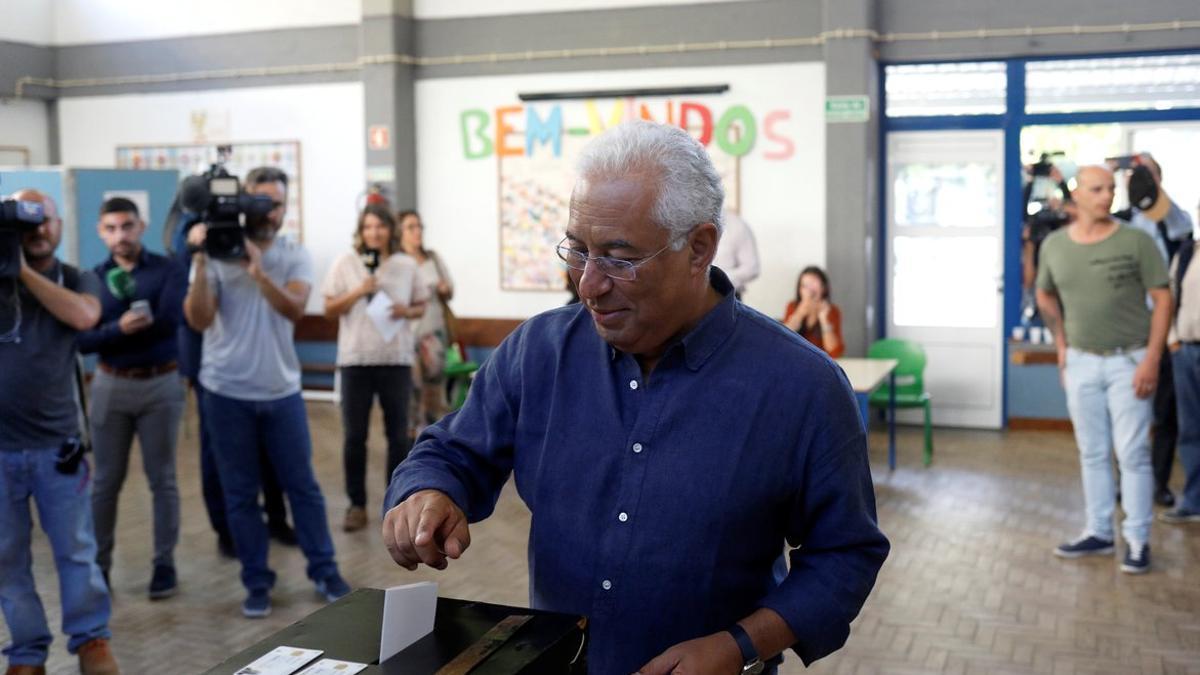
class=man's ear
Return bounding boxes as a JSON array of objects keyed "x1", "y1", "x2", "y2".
[{"x1": 687, "y1": 222, "x2": 719, "y2": 275}]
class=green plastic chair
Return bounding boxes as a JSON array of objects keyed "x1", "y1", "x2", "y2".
[
  {"x1": 867, "y1": 338, "x2": 933, "y2": 467},
  {"x1": 444, "y1": 342, "x2": 480, "y2": 411}
]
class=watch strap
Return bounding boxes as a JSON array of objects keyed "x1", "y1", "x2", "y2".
[{"x1": 726, "y1": 623, "x2": 759, "y2": 665}]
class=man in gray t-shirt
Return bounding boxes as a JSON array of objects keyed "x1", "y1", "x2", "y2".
[
  {"x1": 195, "y1": 234, "x2": 312, "y2": 399},
  {"x1": 0, "y1": 190, "x2": 120, "y2": 673},
  {"x1": 184, "y1": 167, "x2": 349, "y2": 618}
]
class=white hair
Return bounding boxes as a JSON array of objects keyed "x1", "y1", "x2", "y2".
[{"x1": 576, "y1": 120, "x2": 724, "y2": 249}]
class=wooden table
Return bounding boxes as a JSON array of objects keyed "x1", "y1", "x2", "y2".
[{"x1": 837, "y1": 358, "x2": 899, "y2": 470}]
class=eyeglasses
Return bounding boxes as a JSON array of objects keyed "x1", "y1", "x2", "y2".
[{"x1": 555, "y1": 236, "x2": 679, "y2": 282}]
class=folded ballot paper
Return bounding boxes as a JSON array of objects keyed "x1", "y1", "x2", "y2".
[{"x1": 380, "y1": 581, "x2": 438, "y2": 663}]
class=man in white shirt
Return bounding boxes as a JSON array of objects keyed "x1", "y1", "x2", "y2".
[{"x1": 712, "y1": 208, "x2": 760, "y2": 298}]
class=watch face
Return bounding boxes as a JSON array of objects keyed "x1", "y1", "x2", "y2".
[{"x1": 743, "y1": 661, "x2": 765, "y2": 675}]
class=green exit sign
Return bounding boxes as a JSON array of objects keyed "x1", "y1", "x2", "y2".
[{"x1": 825, "y1": 95, "x2": 871, "y2": 123}]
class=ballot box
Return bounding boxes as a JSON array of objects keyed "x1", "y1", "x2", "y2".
[{"x1": 203, "y1": 589, "x2": 587, "y2": 674}]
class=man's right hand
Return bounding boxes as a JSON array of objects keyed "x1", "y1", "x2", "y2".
[
  {"x1": 118, "y1": 309, "x2": 152, "y2": 334},
  {"x1": 381, "y1": 489, "x2": 471, "y2": 571},
  {"x1": 186, "y1": 223, "x2": 208, "y2": 251}
]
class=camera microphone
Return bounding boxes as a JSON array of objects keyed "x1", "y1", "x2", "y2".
[{"x1": 178, "y1": 175, "x2": 211, "y2": 214}]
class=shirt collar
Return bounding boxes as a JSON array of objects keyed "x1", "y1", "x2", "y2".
[
  {"x1": 605, "y1": 267, "x2": 738, "y2": 371},
  {"x1": 678, "y1": 267, "x2": 738, "y2": 371},
  {"x1": 102, "y1": 246, "x2": 150, "y2": 272}
]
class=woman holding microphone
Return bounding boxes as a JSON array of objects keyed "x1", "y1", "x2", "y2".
[{"x1": 322, "y1": 205, "x2": 426, "y2": 532}]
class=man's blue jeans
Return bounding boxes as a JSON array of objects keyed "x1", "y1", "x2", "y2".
[
  {"x1": 202, "y1": 390, "x2": 338, "y2": 592},
  {"x1": 1063, "y1": 347, "x2": 1154, "y2": 545},
  {"x1": 1172, "y1": 344, "x2": 1200, "y2": 513},
  {"x1": 0, "y1": 448, "x2": 111, "y2": 666}
]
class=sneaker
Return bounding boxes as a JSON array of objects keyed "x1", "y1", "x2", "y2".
[
  {"x1": 148, "y1": 564, "x2": 177, "y2": 600},
  {"x1": 268, "y1": 521, "x2": 298, "y2": 547},
  {"x1": 1159, "y1": 506, "x2": 1200, "y2": 524},
  {"x1": 343, "y1": 506, "x2": 368, "y2": 532},
  {"x1": 242, "y1": 589, "x2": 271, "y2": 618},
  {"x1": 315, "y1": 574, "x2": 352, "y2": 602},
  {"x1": 1121, "y1": 543, "x2": 1151, "y2": 574},
  {"x1": 1154, "y1": 486, "x2": 1176, "y2": 507},
  {"x1": 1054, "y1": 535, "x2": 1114, "y2": 558},
  {"x1": 5, "y1": 665, "x2": 47, "y2": 675},
  {"x1": 77, "y1": 638, "x2": 120, "y2": 675}
]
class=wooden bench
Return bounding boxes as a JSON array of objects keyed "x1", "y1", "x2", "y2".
[{"x1": 294, "y1": 315, "x2": 526, "y2": 393}]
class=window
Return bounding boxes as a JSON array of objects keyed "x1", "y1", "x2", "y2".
[
  {"x1": 884, "y1": 62, "x2": 1007, "y2": 117},
  {"x1": 1026, "y1": 54, "x2": 1200, "y2": 114}
]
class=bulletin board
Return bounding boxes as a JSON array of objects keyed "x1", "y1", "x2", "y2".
[
  {"x1": 115, "y1": 140, "x2": 304, "y2": 241},
  {"x1": 496, "y1": 131, "x2": 740, "y2": 292}
]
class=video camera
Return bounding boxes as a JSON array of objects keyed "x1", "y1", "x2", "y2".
[
  {"x1": 178, "y1": 146, "x2": 277, "y2": 260},
  {"x1": 0, "y1": 196, "x2": 46, "y2": 279}
]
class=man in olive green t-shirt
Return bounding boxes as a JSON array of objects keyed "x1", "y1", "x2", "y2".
[{"x1": 1036, "y1": 165, "x2": 1171, "y2": 575}]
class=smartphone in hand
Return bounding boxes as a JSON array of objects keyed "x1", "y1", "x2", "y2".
[{"x1": 130, "y1": 299, "x2": 153, "y2": 322}]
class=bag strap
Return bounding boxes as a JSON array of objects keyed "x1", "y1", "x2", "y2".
[{"x1": 1177, "y1": 243, "x2": 1196, "y2": 318}]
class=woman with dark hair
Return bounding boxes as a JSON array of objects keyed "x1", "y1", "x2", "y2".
[
  {"x1": 322, "y1": 204, "x2": 426, "y2": 532},
  {"x1": 398, "y1": 209, "x2": 456, "y2": 435},
  {"x1": 783, "y1": 265, "x2": 844, "y2": 358}
]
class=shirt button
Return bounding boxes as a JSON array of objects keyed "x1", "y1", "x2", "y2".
[
  {"x1": 618, "y1": 512, "x2": 628, "y2": 522},
  {"x1": 629, "y1": 380, "x2": 638, "y2": 390},
  {"x1": 632, "y1": 443, "x2": 643, "y2": 453},
  {"x1": 602, "y1": 579, "x2": 612, "y2": 590}
]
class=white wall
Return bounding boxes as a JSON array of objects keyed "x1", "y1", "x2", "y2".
[
  {"x1": 53, "y1": 0, "x2": 361, "y2": 45},
  {"x1": 415, "y1": 62, "x2": 825, "y2": 320},
  {"x1": 414, "y1": 0, "x2": 759, "y2": 20},
  {"x1": 57, "y1": 82, "x2": 366, "y2": 313},
  {"x1": 0, "y1": 98, "x2": 50, "y2": 166},
  {"x1": 0, "y1": 0, "x2": 54, "y2": 45}
]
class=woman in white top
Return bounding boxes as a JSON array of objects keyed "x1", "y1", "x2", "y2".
[
  {"x1": 398, "y1": 209, "x2": 455, "y2": 434},
  {"x1": 322, "y1": 205, "x2": 426, "y2": 532}
]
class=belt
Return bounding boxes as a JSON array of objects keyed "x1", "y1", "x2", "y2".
[
  {"x1": 1073, "y1": 344, "x2": 1145, "y2": 357},
  {"x1": 98, "y1": 360, "x2": 178, "y2": 380}
]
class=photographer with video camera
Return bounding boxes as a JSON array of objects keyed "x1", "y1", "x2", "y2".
[
  {"x1": 183, "y1": 167, "x2": 350, "y2": 618},
  {"x1": 171, "y1": 159, "x2": 295, "y2": 559},
  {"x1": 78, "y1": 197, "x2": 186, "y2": 601},
  {"x1": 1020, "y1": 153, "x2": 1074, "y2": 321},
  {"x1": 1110, "y1": 154, "x2": 1195, "y2": 508},
  {"x1": 0, "y1": 190, "x2": 120, "y2": 674}
]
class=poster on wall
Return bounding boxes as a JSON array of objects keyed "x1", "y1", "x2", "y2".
[
  {"x1": 493, "y1": 100, "x2": 742, "y2": 291},
  {"x1": 114, "y1": 141, "x2": 303, "y2": 241}
]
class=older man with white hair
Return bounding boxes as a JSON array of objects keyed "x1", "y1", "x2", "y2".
[
  {"x1": 1037, "y1": 165, "x2": 1172, "y2": 575},
  {"x1": 381, "y1": 121, "x2": 888, "y2": 673}
]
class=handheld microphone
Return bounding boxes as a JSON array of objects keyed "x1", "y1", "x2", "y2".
[
  {"x1": 361, "y1": 248, "x2": 380, "y2": 273},
  {"x1": 105, "y1": 267, "x2": 136, "y2": 302},
  {"x1": 360, "y1": 248, "x2": 380, "y2": 300}
]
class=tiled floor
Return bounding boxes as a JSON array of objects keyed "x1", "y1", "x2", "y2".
[{"x1": 5, "y1": 396, "x2": 1200, "y2": 674}]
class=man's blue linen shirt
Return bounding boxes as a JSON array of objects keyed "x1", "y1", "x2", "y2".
[{"x1": 385, "y1": 269, "x2": 889, "y2": 673}]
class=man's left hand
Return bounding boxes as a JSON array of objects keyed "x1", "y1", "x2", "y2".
[
  {"x1": 243, "y1": 239, "x2": 265, "y2": 282},
  {"x1": 1133, "y1": 356, "x2": 1159, "y2": 399},
  {"x1": 636, "y1": 633, "x2": 744, "y2": 675}
]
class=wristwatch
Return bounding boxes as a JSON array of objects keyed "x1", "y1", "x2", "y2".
[{"x1": 726, "y1": 624, "x2": 765, "y2": 674}]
